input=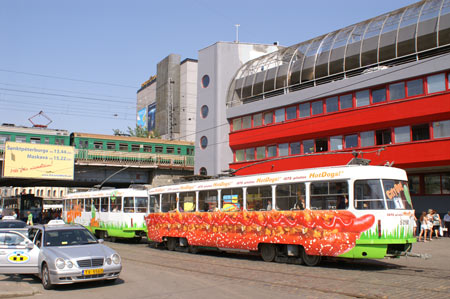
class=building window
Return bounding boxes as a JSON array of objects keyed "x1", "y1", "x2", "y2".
[
  {"x1": 201, "y1": 75, "x2": 210, "y2": 88},
  {"x1": 94, "y1": 142, "x2": 103, "y2": 149},
  {"x1": 311, "y1": 101, "x2": 323, "y2": 115},
  {"x1": 360, "y1": 131, "x2": 374, "y2": 147},
  {"x1": 340, "y1": 94, "x2": 352, "y2": 109},
  {"x1": 242, "y1": 115, "x2": 252, "y2": 129},
  {"x1": 356, "y1": 90, "x2": 370, "y2": 107},
  {"x1": 433, "y1": 120, "x2": 450, "y2": 138},
  {"x1": 166, "y1": 146, "x2": 174, "y2": 154},
  {"x1": 201, "y1": 105, "x2": 209, "y2": 118},
  {"x1": 275, "y1": 108, "x2": 285, "y2": 123},
  {"x1": 155, "y1": 146, "x2": 163, "y2": 153},
  {"x1": 279, "y1": 143, "x2": 289, "y2": 156},
  {"x1": 200, "y1": 136, "x2": 208, "y2": 149},
  {"x1": 256, "y1": 146, "x2": 266, "y2": 159},
  {"x1": 119, "y1": 143, "x2": 128, "y2": 151},
  {"x1": 315, "y1": 138, "x2": 328, "y2": 152},
  {"x1": 427, "y1": 73, "x2": 445, "y2": 93},
  {"x1": 330, "y1": 136, "x2": 343, "y2": 151},
  {"x1": 412, "y1": 124, "x2": 430, "y2": 141},
  {"x1": 408, "y1": 175, "x2": 420, "y2": 195},
  {"x1": 376, "y1": 129, "x2": 391, "y2": 145},
  {"x1": 253, "y1": 113, "x2": 262, "y2": 127},
  {"x1": 199, "y1": 167, "x2": 207, "y2": 176},
  {"x1": 299, "y1": 103, "x2": 310, "y2": 117},
  {"x1": 267, "y1": 145, "x2": 277, "y2": 157},
  {"x1": 326, "y1": 96, "x2": 338, "y2": 113},
  {"x1": 245, "y1": 148, "x2": 255, "y2": 161},
  {"x1": 235, "y1": 149, "x2": 245, "y2": 162},
  {"x1": 232, "y1": 118, "x2": 241, "y2": 131},
  {"x1": 290, "y1": 142, "x2": 301, "y2": 155},
  {"x1": 143, "y1": 145, "x2": 152, "y2": 152},
  {"x1": 424, "y1": 174, "x2": 441, "y2": 194},
  {"x1": 263, "y1": 111, "x2": 273, "y2": 125},
  {"x1": 303, "y1": 139, "x2": 314, "y2": 154},
  {"x1": 394, "y1": 126, "x2": 411, "y2": 143},
  {"x1": 389, "y1": 82, "x2": 405, "y2": 100},
  {"x1": 372, "y1": 88, "x2": 386, "y2": 103},
  {"x1": 407, "y1": 78, "x2": 424, "y2": 97},
  {"x1": 344, "y1": 134, "x2": 358, "y2": 148},
  {"x1": 286, "y1": 106, "x2": 297, "y2": 120}
]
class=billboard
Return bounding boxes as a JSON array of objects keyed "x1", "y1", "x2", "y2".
[
  {"x1": 2, "y1": 142, "x2": 75, "y2": 180},
  {"x1": 137, "y1": 107, "x2": 147, "y2": 129},
  {"x1": 148, "y1": 103, "x2": 156, "y2": 132}
]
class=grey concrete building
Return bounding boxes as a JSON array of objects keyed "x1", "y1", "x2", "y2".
[
  {"x1": 137, "y1": 54, "x2": 198, "y2": 142},
  {"x1": 194, "y1": 42, "x2": 282, "y2": 176}
]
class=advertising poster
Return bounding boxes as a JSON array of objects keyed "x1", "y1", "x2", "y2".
[
  {"x1": 2, "y1": 142, "x2": 75, "y2": 180},
  {"x1": 137, "y1": 107, "x2": 147, "y2": 129},
  {"x1": 148, "y1": 103, "x2": 156, "y2": 132}
]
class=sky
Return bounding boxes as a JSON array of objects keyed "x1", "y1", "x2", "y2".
[{"x1": 0, "y1": 0, "x2": 418, "y2": 135}]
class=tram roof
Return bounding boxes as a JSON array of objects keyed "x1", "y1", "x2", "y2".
[{"x1": 71, "y1": 132, "x2": 194, "y2": 146}]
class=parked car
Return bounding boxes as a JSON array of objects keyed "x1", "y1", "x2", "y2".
[
  {"x1": 0, "y1": 220, "x2": 122, "y2": 289},
  {"x1": 0, "y1": 218, "x2": 28, "y2": 237}
]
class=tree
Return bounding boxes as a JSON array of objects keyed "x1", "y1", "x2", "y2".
[{"x1": 113, "y1": 125, "x2": 151, "y2": 138}]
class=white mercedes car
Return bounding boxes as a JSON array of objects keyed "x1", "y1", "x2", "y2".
[{"x1": 0, "y1": 220, "x2": 121, "y2": 289}]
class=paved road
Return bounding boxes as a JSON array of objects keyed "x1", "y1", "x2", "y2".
[{"x1": 3, "y1": 238, "x2": 450, "y2": 298}]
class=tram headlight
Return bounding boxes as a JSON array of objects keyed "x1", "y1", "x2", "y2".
[
  {"x1": 111, "y1": 254, "x2": 121, "y2": 264},
  {"x1": 55, "y1": 258, "x2": 65, "y2": 269}
]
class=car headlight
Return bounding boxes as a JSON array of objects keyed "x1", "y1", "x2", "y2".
[
  {"x1": 112, "y1": 254, "x2": 121, "y2": 264},
  {"x1": 55, "y1": 258, "x2": 65, "y2": 269},
  {"x1": 66, "y1": 260, "x2": 73, "y2": 268},
  {"x1": 106, "y1": 257, "x2": 112, "y2": 265}
]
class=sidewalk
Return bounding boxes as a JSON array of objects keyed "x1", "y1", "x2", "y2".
[{"x1": 0, "y1": 274, "x2": 39, "y2": 298}]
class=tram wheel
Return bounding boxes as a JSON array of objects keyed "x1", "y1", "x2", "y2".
[
  {"x1": 188, "y1": 245, "x2": 199, "y2": 254},
  {"x1": 301, "y1": 248, "x2": 321, "y2": 266},
  {"x1": 260, "y1": 244, "x2": 277, "y2": 262},
  {"x1": 167, "y1": 238, "x2": 177, "y2": 251}
]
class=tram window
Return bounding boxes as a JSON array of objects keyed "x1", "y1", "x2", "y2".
[
  {"x1": 383, "y1": 180, "x2": 412, "y2": 210},
  {"x1": 354, "y1": 180, "x2": 385, "y2": 210},
  {"x1": 30, "y1": 137, "x2": 41, "y2": 144},
  {"x1": 276, "y1": 183, "x2": 305, "y2": 210},
  {"x1": 155, "y1": 146, "x2": 163, "y2": 153},
  {"x1": 131, "y1": 144, "x2": 141, "y2": 152},
  {"x1": 135, "y1": 197, "x2": 148, "y2": 213},
  {"x1": 161, "y1": 193, "x2": 177, "y2": 212},
  {"x1": 149, "y1": 195, "x2": 159, "y2": 213},
  {"x1": 110, "y1": 196, "x2": 122, "y2": 212},
  {"x1": 119, "y1": 143, "x2": 128, "y2": 151},
  {"x1": 92, "y1": 198, "x2": 100, "y2": 212},
  {"x1": 221, "y1": 188, "x2": 243, "y2": 212},
  {"x1": 143, "y1": 145, "x2": 152, "y2": 152},
  {"x1": 100, "y1": 197, "x2": 108, "y2": 212},
  {"x1": 107, "y1": 142, "x2": 116, "y2": 150},
  {"x1": 198, "y1": 190, "x2": 218, "y2": 212},
  {"x1": 246, "y1": 186, "x2": 272, "y2": 211},
  {"x1": 15, "y1": 135, "x2": 26, "y2": 143},
  {"x1": 179, "y1": 192, "x2": 196, "y2": 212},
  {"x1": 84, "y1": 199, "x2": 92, "y2": 212},
  {"x1": 94, "y1": 142, "x2": 103, "y2": 150},
  {"x1": 76, "y1": 199, "x2": 83, "y2": 211},
  {"x1": 310, "y1": 181, "x2": 348, "y2": 210},
  {"x1": 123, "y1": 197, "x2": 135, "y2": 213}
]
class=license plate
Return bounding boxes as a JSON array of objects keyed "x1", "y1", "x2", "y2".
[{"x1": 82, "y1": 268, "x2": 104, "y2": 275}]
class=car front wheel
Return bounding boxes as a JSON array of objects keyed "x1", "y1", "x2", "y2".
[{"x1": 41, "y1": 264, "x2": 53, "y2": 290}]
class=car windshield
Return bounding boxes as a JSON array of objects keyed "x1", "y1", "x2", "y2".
[
  {"x1": 0, "y1": 221, "x2": 27, "y2": 228},
  {"x1": 44, "y1": 229, "x2": 98, "y2": 247}
]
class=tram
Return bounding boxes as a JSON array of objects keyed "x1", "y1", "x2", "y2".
[
  {"x1": 63, "y1": 188, "x2": 149, "y2": 241},
  {"x1": 144, "y1": 165, "x2": 416, "y2": 266}
]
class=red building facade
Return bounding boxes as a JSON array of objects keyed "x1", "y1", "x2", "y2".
[{"x1": 226, "y1": 0, "x2": 450, "y2": 212}]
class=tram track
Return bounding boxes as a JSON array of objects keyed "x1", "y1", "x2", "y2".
[{"x1": 110, "y1": 242, "x2": 450, "y2": 298}]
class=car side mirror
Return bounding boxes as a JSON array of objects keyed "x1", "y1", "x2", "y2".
[
  {"x1": 26, "y1": 243, "x2": 34, "y2": 250},
  {"x1": 98, "y1": 239, "x2": 104, "y2": 244}
]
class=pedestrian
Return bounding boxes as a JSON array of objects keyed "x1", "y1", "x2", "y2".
[
  {"x1": 26, "y1": 211, "x2": 33, "y2": 226},
  {"x1": 412, "y1": 212, "x2": 418, "y2": 236},
  {"x1": 444, "y1": 211, "x2": 450, "y2": 237},
  {"x1": 426, "y1": 209, "x2": 434, "y2": 241},
  {"x1": 431, "y1": 210, "x2": 441, "y2": 239},
  {"x1": 418, "y1": 211, "x2": 429, "y2": 242}
]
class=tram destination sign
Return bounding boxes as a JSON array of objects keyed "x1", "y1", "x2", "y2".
[{"x1": 2, "y1": 141, "x2": 75, "y2": 180}]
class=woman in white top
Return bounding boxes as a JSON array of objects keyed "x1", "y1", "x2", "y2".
[{"x1": 418, "y1": 211, "x2": 429, "y2": 242}]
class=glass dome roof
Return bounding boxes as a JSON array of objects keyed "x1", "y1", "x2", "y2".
[{"x1": 227, "y1": 0, "x2": 450, "y2": 107}]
